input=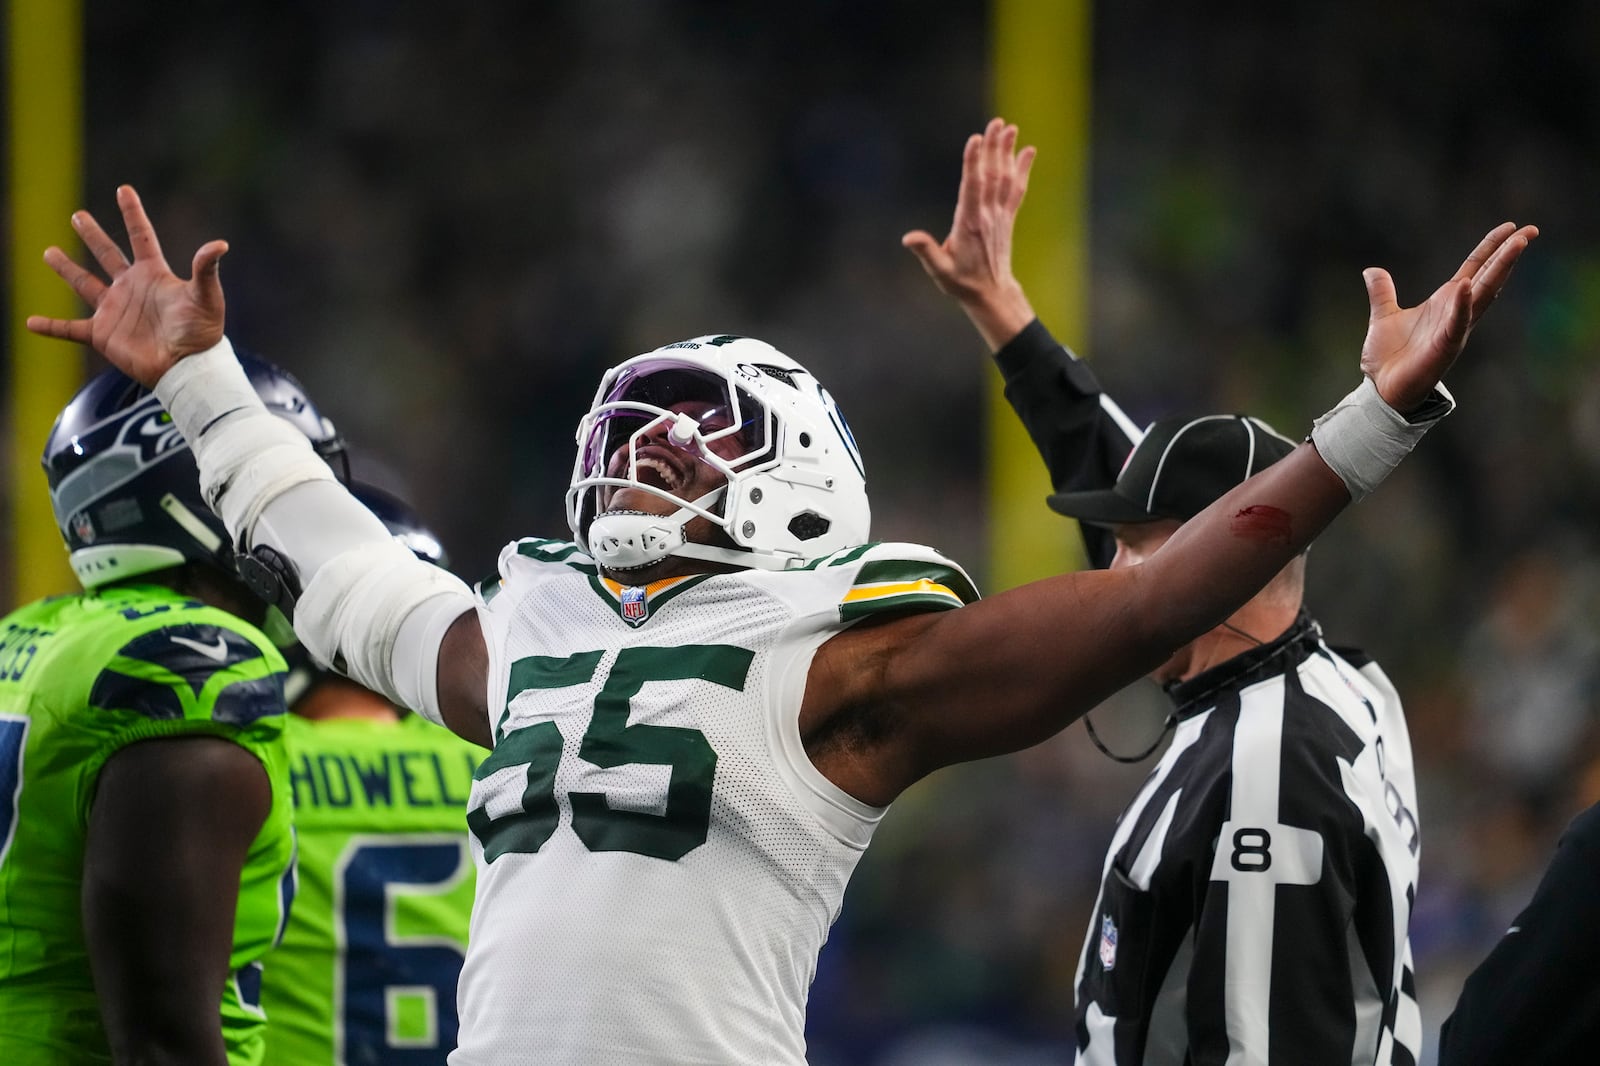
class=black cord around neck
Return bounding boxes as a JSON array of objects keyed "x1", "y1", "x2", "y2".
[
  {"x1": 1084, "y1": 619, "x2": 1266, "y2": 764},
  {"x1": 1220, "y1": 619, "x2": 1265, "y2": 647},
  {"x1": 1084, "y1": 710, "x2": 1176, "y2": 763}
]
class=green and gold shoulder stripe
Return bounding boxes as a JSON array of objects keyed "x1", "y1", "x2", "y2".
[{"x1": 837, "y1": 547, "x2": 979, "y2": 622}]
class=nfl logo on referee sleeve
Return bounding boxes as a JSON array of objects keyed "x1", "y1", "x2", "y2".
[
  {"x1": 1099, "y1": 915, "x2": 1118, "y2": 971},
  {"x1": 621, "y1": 585, "x2": 648, "y2": 624}
]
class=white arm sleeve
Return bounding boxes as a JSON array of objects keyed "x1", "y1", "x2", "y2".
[
  {"x1": 256, "y1": 484, "x2": 477, "y2": 725},
  {"x1": 154, "y1": 339, "x2": 478, "y2": 726},
  {"x1": 155, "y1": 338, "x2": 340, "y2": 538}
]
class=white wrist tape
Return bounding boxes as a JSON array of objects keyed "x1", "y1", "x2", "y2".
[
  {"x1": 1310, "y1": 377, "x2": 1455, "y2": 501},
  {"x1": 153, "y1": 336, "x2": 257, "y2": 433},
  {"x1": 154, "y1": 338, "x2": 336, "y2": 540},
  {"x1": 294, "y1": 537, "x2": 476, "y2": 720}
]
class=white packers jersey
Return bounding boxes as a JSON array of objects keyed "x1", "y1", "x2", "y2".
[{"x1": 451, "y1": 538, "x2": 978, "y2": 1065}]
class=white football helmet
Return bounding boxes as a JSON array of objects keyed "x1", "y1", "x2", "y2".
[{"x1": 567, "y1": 334, "x2": 870, "y2": 571}]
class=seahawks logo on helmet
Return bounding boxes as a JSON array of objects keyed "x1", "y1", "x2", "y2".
[
  {"x1": 120, "y1": 406, "x2": 186, "y2": 463},
  {"x1": 42, "y1": 353, "x2": 347, "y2": 591}
]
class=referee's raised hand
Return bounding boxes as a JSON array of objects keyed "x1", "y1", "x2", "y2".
[
  {"x1": 901, "y1": 116, "x2": 1037, "y2": 352},
  {"x1": 1360, "y1": 221, "x2": 1536, "y2": 414}
]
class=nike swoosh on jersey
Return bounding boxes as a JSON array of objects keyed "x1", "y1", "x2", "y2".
[{"x1": 170, "y1": 634, "x2": 230, "y2": 661}]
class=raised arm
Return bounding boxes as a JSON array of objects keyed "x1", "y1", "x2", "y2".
[
  {"x1": 902, "y1": 118, "x2": 1037, "y2": 350},
  {"x1": 809, "y1": 217, "x2": 1537, "y2": 804},
  {"x1": 906, "y1": 118, "x2": 1142, "y2": 568},
  {"x1": 26, "y1": 188, "x2": 491, "y2": 748},
  {"x1": 26, "y1": 186, "x2": 230, "y2": 376}
]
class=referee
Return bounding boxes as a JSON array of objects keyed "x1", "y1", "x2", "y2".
[{"x1": 907, "y1": 121, "x2": 1424, "y2": 1065}]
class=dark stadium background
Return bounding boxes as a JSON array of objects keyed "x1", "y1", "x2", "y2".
[{"x1": 27, "y1": 2, "x2": 1600, "y2": 1062}]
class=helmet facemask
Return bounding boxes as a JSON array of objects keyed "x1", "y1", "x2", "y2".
[{"x1": 567, "y1": 336, "x2": 870, "y2": 572}]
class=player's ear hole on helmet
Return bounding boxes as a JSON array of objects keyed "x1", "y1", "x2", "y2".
[{"x1": 787, "y1": 512, "x2": 831, "y2": 541}]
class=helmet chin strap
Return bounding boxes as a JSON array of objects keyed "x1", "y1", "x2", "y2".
[
  {"x1": 587, "y1": 487, "x2": 725, "y2": 571},
  {"x1": 672, "y1": 539, "x2": 796, "y2": 572},
  {"x1": 586, "y1": 487, "x2": 799, "y2": 573}
]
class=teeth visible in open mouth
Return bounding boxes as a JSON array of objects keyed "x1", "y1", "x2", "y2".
[{"x1": 635, "y1": 457, "x2": 681, "y2": 490}]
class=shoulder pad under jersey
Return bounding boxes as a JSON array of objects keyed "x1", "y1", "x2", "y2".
[
  {"x1": 476, "y1": 537, "x2": 597, "y2": 604},
  {"x1": 801, "y1": 541, "x2": 979, "y2": 622},
  {"x1": 89, "y1": 617, "x2": 287, "y2": 727}
]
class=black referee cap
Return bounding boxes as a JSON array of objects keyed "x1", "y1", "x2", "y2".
[{"x1": 1048, "y1": 414, "x2": 1297, "y2": 526}]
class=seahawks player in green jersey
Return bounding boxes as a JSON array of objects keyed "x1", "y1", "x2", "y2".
[
  {"x1": 262, "y1": 483, "x2": 485, "y2": 1066},
  {"x1": 0, "y1": 356, "x2": 344, "y2": 1066}
]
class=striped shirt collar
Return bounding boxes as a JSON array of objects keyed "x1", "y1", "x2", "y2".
[{"x1": 1163, "y1": 610, "x2": 1324, "y2": 720}]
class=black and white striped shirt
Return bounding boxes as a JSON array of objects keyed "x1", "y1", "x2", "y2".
[
  {"x1": 1071, "y1": 615, "x2": 1422, "y2": 1065},
  {"x1": 994, "y1": 320, "x2": 1422, "y2": 1065}
]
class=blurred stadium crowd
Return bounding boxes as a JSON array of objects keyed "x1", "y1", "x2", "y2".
[{"x1": 28, "y1": 1, "x2": 1600, "y2": 1062}]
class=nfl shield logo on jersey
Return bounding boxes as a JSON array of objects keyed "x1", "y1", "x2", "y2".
[
  {"x1": 621, "y1": 585, "x2": 648, "y2": 625},
  {"x1": 1099, "y1": 915, "x2": 1118, "y2": 971}
]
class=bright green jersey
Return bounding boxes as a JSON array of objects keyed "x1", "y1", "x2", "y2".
[
  {"x1": 260, "y1": 712, "x2": 483, "y2": 1065},
  {"x1": 0, "y1": 584, "x2": 294, "y2": 1066}
]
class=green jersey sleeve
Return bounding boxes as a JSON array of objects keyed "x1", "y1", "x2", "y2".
[
  {"x1": 792, "y1": 541, "x2": 980, "y2": 623},
  {"x1": 0, "y1": 585, "x2": 294, "y2": 1066}
]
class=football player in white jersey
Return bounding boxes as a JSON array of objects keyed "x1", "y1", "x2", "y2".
[{"x1": 27, "y1": 143, "x2": 1533, "y2": 1063}]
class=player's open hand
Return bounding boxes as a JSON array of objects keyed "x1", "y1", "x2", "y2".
[
  {"x1": 25, "y1": 185, "x2": 229, "y2": 388},
  {"x1": 1360, "y1": 221, "x2": 1537, "y2": 413},
  {"x1": 903, "y1": 117, "x2": 1037, "y2": 351}
]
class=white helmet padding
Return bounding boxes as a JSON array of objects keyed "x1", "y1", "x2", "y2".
[{"x1": 567, "y1": 335, "x2": 870, "y2": 571}]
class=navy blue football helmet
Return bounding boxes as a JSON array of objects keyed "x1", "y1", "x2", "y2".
[
  {"x1": 346, "y1": 481, "x2": 450, "y2": 570},
  {"x1": 42, "y1": 352, "x2": 348, "y2": 589}
]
